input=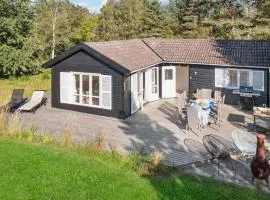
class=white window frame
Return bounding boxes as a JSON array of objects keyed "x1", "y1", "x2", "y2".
[
  {"x1": 217, "y1": 68, "x2": 264, "y2": 92},
  {"x1": 252, "y1": 71, "x2": 264, "y2": 91},
  {"x1": 100, "y1": 75, "x2": 112, "y2": 110},
  {"x1": 227, "y1": 69, "x2": 239, "y2": 89},
  {"x1": 151, "y1": 68, "x2": 158, "y2": 94},
  {"x1": 69, "y1": 72, "x2": 112, "y2": 110}
]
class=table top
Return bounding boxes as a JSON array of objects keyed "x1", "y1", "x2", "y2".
[
  {"x1": 232, "y1": 89, "x2": 260, "y2": 96},
  {"x1": 253, "y1": 107, "x2": 270, "y2": 118},
  {"x1": 190, "y1": 99, "x2": 214, "y2": 110},
  {"x1": 232, "y1": 129, "x2": 256, "y2": 156}
]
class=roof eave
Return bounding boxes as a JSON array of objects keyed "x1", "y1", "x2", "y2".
[
  {"x1": 42, "y1": 43, "x2": 130, "y2": 74},
  {"x1": 162, "y1": 61, "x2": 270, "y2": 69}
]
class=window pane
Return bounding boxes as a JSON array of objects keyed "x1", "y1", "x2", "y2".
[
  {"x1": 92, "y1": 97, "x2": 99, "y2": 106},
  {"x1": 240, "y1": 71, "x2": 249, "y2": 87},
  {"x1": 82, "y1": 96, "x2": 89, "y2": 104},
  {"x1": 152, "y1": 69, "x2": 157, "y2": 85},
  {"x1": 152, "y1": 86, "x2": 157, "y2": 94},
  {"x1": 253, "y1": 71, "x2": 264, "y2": 91},
  {"x1": 73, "y1": 95, "x2": 80, "y2": 103},
  {"x1": 92, "y1": 76, "x2": 99, "y2": 96},
  {"x1": 228, "y1": 70, "x2": 238, "y2": 88},
  {"x1": 165, "y1": 69, "x2": 173, "y2": 80},
  {"x1": 82, "y1": 75, "x2": 89, "y2": 95},
  {"x1": 74, "y1": 74, "x2": 80, "y2": 94}
]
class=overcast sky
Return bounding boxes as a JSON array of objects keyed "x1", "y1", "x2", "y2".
[{"x1": 70, "y1": 0, "x2": 168, "y2": 12}]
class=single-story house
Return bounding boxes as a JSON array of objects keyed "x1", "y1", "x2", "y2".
[{"x1": 43, "y1": 39, "x2": 270, "y2": 118}]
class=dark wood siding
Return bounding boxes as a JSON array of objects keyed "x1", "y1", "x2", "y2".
[
  {"x1": 189, "y1": 65, "x2": 269, "y2": 107},
  {"x1": 51, "y1": 50, "x2": 126, "y2": 118}
]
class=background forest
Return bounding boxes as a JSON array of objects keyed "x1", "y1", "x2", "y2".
[{"x1": 1, "y1": 0, "x2": 270, "y2": 77}]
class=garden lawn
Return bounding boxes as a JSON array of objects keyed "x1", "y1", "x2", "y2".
[
  {"x1": 0, "y1": 70, "x2": 51, "y2": 102},
  {"x1": 0, "y1": 138, "x2": 269, "y2": 200}
]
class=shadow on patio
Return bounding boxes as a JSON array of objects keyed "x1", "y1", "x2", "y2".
[{"x1": 119, "y1": 110, "x2": 211, "y2": 166}]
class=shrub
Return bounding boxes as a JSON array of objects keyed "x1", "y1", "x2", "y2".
[
  {"x1": 25, "y1": 123, "x2": 36, "y2": 142},
  {"x1": 97, "y1": 133, "x2": 107, "y2": 150},
  {"x1": 0, "y1": 103, "x2": 8, "y2": 134},
  {"x1": 152, "y1": 150, "x2": 163, "y2": 166},
  {"x1": 40, "y1": 134, "x2": 51, "y2": 144},
  {"x1": 6, "y1": 112, "x2": 23, "y2": 137},
  {"x1": 64, "y1": 114, "x2": 77, "y2": 146}
]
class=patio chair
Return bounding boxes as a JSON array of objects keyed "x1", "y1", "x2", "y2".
[
  {"x1": 182, "y1": 90, "x2": 188, "y2": 102},
  {"x1": 220, "y1": 94, "x2": 226, "y2": 121},
  {"x1": 177, "y1": 93, "x2": 186, "y2": 121},
  {"x1": 201, "y1": 88, "x2": 212, "y2": 99},
  {"x1": 186, "y1": 106, "x2": 202, "y2": 134},
  {"x1": 16, "y1": 90, "x2": 47, "y2": 113},
  {"x1": 6, "y1": 89, "x2": 27, "y2": 112},
  {"x1": 209, "y1": 103, "x2": 221, "y2": 125},
  {"x1": 214, "y1": 90, "x2": 222, "y2": 103},
  {"x1": 203, "y1": 135, "x2": 235, "y2": 174},
  {"x1": 196, "y1": 89, "x2": 202, "y2": 99}
]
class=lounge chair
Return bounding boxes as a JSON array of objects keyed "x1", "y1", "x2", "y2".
[
  {"x1": 6, "y1": 89, "x2": 27, "y2": 112},
  {"x1": 17, "y1": 91, "x2": 47, "y2": 113}
]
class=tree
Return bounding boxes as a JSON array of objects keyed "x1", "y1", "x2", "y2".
[
  {"x1": 0, "y1": 0, "x2": 39, "y2": 76},
  {"x1": 181, "y1": 0, "x2": 199, "y2": 38},
  {"x1": 250, "y1": 0, "x2": 270, "y2": 39},
  {"x1": 73, "y1": 15, "x2": 98, "y2": 42},
  {"x1": 167, "y1": 0, "x2": 187, "y2": 36},
  {"x1": 117, "y1": 0, "x2": 145, "y2": 39},
  {"x1": 33, "y1": 0, "x2": 91, "y2": 58},
  {"x1": 97, "y1": 0, "x2": 120, "y2": 40},
  {"x1": 140, "y1": 0, "x2": 172, "y2": 38}
]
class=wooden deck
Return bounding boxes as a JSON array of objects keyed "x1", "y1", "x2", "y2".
[{"x1": 21, "y1": 92, "x2": 270, "y2": 167}]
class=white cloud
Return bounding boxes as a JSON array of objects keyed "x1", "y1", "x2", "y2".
[{"x1": 77, "y1": 2, "x2": 88, "y2": 8}]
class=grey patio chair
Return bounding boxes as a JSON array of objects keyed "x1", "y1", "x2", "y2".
[
  {"x1": 177, "y1": 93, "x2": 186, "y2": 121},
  {"x1": 209, "y1": 102, "x2": 222, "y2": 125},
  {"x1": 182, "y1": 90, "x2": 188, "y2": 102},
  {"x1": 220, "y1": 94, "x2": 226, "y2": 122},
  {"x1": 210, "y1": 94, "x2": 226, "y2": 125},
  {"x1": 186, "y1": 106, "x2": 201, "y2": 134},
  {"x1": 201, "y1": 88, "x2": 212, "y2": 99},
  {"x1": 214, "y1": 90, "x2": 222, "y2": 103},
  {"x1": 17, "y1": 90, "x2": 47, "y2": 113}
]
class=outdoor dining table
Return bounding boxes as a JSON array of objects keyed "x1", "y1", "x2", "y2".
[
  {"x1": 190, "y1": 99, "x2": 214, "y2": 126},
  {"x1": 253, "y1": 107, "x2": 270, "y2": 132}
]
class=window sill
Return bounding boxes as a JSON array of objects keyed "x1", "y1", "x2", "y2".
[{"x1": 61, "y1": 101, "x2": 111, "y2": 110}]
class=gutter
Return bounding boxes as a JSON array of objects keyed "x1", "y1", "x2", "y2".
[{"x1": 129, "y1": 61, "x2": 270, "y2": 74}]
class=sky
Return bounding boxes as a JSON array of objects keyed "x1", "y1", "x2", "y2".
[{"x1": 71, "y1": 0, "x2": 168, "y2": 12}]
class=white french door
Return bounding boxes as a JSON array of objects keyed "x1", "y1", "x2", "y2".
[
  {"x1": 162, "y1": 66, "x2": 176, "y2": 98},
  {"x1": 131, "y1": 72, "x2": 144, "y2": 114},
  {"x1": 145, "y1": 67, "x2": 159, "y2": 101}
]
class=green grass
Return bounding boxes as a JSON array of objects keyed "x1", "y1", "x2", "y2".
[
  {"x1": 0, "y1": 70, "x2": 51, "y2": 102},
  {"x1": 0, "y1": 138, "x2": 268, "y2": 200}
]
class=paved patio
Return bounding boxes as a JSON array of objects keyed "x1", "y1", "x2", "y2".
[
  {"x1": 21, "y1": 92, "x2": 270, "y2": 165},
  {"x1": 20, "y1": 92, "x2": 270, "y2": 190}
]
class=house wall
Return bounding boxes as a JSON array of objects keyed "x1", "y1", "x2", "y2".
[
  {"x1": 51, "y1": 50, "x2": 126, "y2": 118},
  {"x1": 176, "y1": 66, "x2": 189, "y2": 93},
  {"x1": 189, "y1": 65, "x2": 269, "y2": 107}
]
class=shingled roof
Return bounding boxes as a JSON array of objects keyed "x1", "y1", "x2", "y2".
[
  {"x1": 144, "y1": 39, "x2": 270, "y2": 67},
  {"x1": 84, "y1": 39, "x2": 163, "y2": 72},
  {"x1": 43, "y1": 39, "x2": 270, "y2": 72}
]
